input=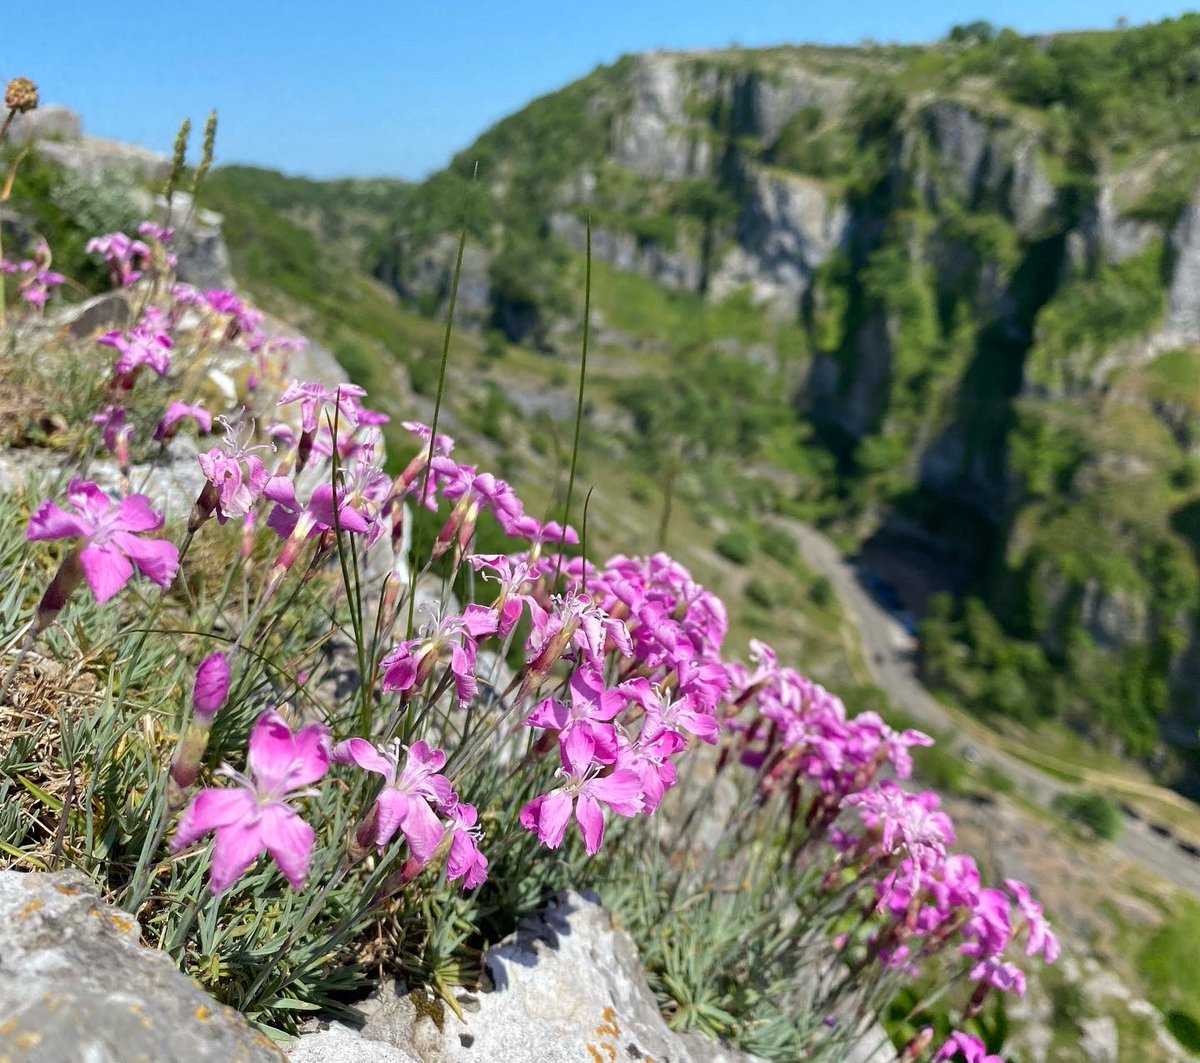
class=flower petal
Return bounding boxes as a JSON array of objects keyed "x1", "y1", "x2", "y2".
[
  {"x1": 209, "y1": 817, "x2": 267, "y2": 895},
  {"x1": 519, "y1": 790, "x2": 573, "y2": 849},
  {"x1": 331, "y1": 737, "x2": 395, "y2": 781},
  {"x1": 114, "y1": 494, "x2": 164, "y2": 532},
  {"x1": 26, "y1": 499, "x2": 90, "y2": 541},
  {"x1": 261, "y1": 802, "x2": 316, "y2": 890},
  {"x1": 399, "y1": 795, "x2": 444, "y2": 865},
  {"x1": 79, "y1": 543, "x2": 133, "y2": 604},
  {"x1": 111, "y1": 532, "x2": 179, "y2": 587},
  {"x1": 574, "y1": 792, "x2": 606, "y2": 855},
  {"x1": 171, "y1": 787, "x2": 254, "y2": 851}
]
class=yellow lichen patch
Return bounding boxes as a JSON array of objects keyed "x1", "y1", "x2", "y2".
[
  {"x1": 17, "y1": 899, "x2": 44, "y2": 920},
  {"x1": 108, "y1": 913, "x2": 135, "y2": 934},
  {"x1": 13, "y1": 1033, "x2": 41, "y2": 1051},
  {"x1": 53, "y1": 883, "x2": 80, "y2": 896},
  {"x1": 594, "y1": 1005, "x2": 621, "y2": 1039},
  {"x1": 0, "y1": 1020, "x2": 16, "y2": 1037},
  {"x1": 586, "y1": 1046, "x2": 604, "y2": 1063},
  {"x1": 195, "y1": 1005, "x2": 212, "y2": 1022}
]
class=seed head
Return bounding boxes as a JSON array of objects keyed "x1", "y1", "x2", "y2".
[{"x1": 4, "y1": 78, "x2": 38, "y2": 114}]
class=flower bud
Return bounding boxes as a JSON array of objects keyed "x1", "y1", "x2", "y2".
[
  {"x1": 192, "y1": 652, "x2": 231, "y2": 721},
  {"x1": 36, "y1": 549, "x2": 84, "y2": 632},
  {"x1": 169, "y1": 721, "x2": 211, "y2": 800},
  {"x1": 4, "y1": 78, "x2": 38, "y2": 114}
]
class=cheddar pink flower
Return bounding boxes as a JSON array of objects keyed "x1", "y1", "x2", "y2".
[
  {"x1": 170, "y1": 711, "x2": 330, "y2": 894},
  {"x1": 98, "y1": 323, "x2": 173, "y2": 387},
  {"x1": 26, "y1": 479, "x2": 179, "y2": 604},
  {"x1": 934, "y1": 1033, "x2": 1002, "y2": 1063},
  {"x1": 277, "y1": 380, "x2": 367, "y2": 433},
  {"x1": 380, "y1": 605, "x2": 498, "y2": 703},
  {"x1": 519, "y1": 730, "x2": 642, "y2": 855},
  {"x1": 197, "y1": 437, "x2": 271, "y2": 524},
  {"x1": 192, "y1": 652, "x2": 231, "y2": 722},
  {"x1": 155, "y1": 402, "x2": 212, "y2": 441},
  {"x1": 1005, "y1": 878, "x2": 1060, "y2": 963},
  {"x1": 445, "y1": 802, "x2": 489, "y2": 889},
  {"x1": 333, "y1": 738, "x2": 453, "y2": 864}
]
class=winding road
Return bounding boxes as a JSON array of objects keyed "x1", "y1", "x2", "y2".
[{"x1": 786, "y1": 520, "x2": 1200, "y2": 901}]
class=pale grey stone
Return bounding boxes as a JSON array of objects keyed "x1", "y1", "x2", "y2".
[
  {"x1": 1168, "y1": 188, "x2": 1200, "y2": 342},
  {"x1": 0, "y1": 870, "x2": 283, "y2": 1063},
  {"x1": 548, "y1": 212, "x2": 704, "y2": 293},
  {"x1": 288, "y1": 1022, "x2": 419, "y2": 1063},
  {"x1": 710, "y1": 165, "x2": 850, "y2": 315},
  {"x1": 353, "y1": 891, "x2": 769, "y2": 1062},
  {"x1": 336, "y1": 891, "x2": 891, "y2": 1063},
  {"x1": 8, "y1": 104, "x2": 83, "y2": 144},
  {"x1": 1079, "y1": 1015, "x2": 1119, "y2": 1063}
]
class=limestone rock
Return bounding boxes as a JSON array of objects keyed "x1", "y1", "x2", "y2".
[
  {"x1": 548, "y1": 212, "x2": 704, "y2": 293},
  {"x1": 301, "y1": 891, "x2": 891, "y2": 1063},
  {"x1": 1168, "y1": 188, "x2": 1200, "y2": 343},
  {"x1": 1079, "y1": 1015, "x2": 1119, "y2": 1063},
  {"x1": 342, "y1": 891, "x2": 768, "y2": 1062},
  {"x1": 0, "y1": 870, "x2": 282, "y2": 1063},
  {"x1": 612, "y1": 54, "x2": 713, "y2": 180},
  {"x1": 711, "y1": 166, "x2": 849, "y2": 314},
  {"x1": 168, "y1": 192, "x2": 236, "y2": 291},
  {"x1": 288, "y1": 1022, "x2": 419, "y2": 1063},
  {"x1": 8, "y1": 104, "x2": 83, "y2": 144}
]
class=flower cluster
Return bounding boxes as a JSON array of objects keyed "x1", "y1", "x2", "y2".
[{"x1": 7, "y1": 225, "x2": 1058, "y2": 1060}]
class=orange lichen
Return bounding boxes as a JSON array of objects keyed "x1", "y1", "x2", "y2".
[{"x1": 17, "y1": 899, "x2": 44, "y2": 920}]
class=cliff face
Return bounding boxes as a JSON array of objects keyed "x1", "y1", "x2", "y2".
[{"x1": 372, "y1": 20, "x2": 1200, "y2": 759}]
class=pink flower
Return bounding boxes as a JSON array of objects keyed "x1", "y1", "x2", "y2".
[
  {"x1": 86, "y1": 232, "x2": 150, "y2": 287},
  {"x1": 934, "y1": 1032, "x2": 1002, "y2": 1063},
  {"x1": 98, "y1": 322, "x2": 173, "y2": 387},
  {"x1": 27, "y1": 479, "x2": 179, "y2": 604},
  {"x1": 962, "y1": 888, "x2": 1013, "y2": 960},
  {"x1": 333, "y1": 738, "x2": 453, "y2": 863},
  {"x1": 445, "y1": 802, "x2": 489, "y2": 889},
  {"x1": 277, "y1": 380, "x2": 367, "y2": 433},
  {"x1": 262, "y1": 476, "x2": 372, "y2": 540},
  {"x1": 20, "y1": 269, "x2": 64, "y2": 307},
  {"x1": 969, "y1": 955, "x2": 1027, "y2": 996},
  {"x1": 519, "y1": 730, "x2": 643, "y2": 855},
  {"x1": 525, "y1": 666, "x2": 624, "y2": 763},
  {"x1": 137, "y1": 220, "x2": 174, "y2": 244},
  {"x1": 379, "y1": 605, "x2": 498, "y2": 703},
  {"x1": 430, "y1": 460, "x2": 524, "y2": 559},
  {"x1": 623, "y1": 676, "x2": 720, "y2": 746},
  {"x1": 155, "y1": 402, "x2": 212, "y2": 442},
  {"x1": 90, "y1": 405, "x2": 133, "y2": 454},
  {"x1": 171, "y1": 711, "x2": 330, "y2": 893},
  {"x1": 1005, "y1": 878, "x2": 1060, "y2": 963},
  {"x1": 196, "y1": 422, "x2": 272, "y2": 524},
  {"x1": 525, "y1": 593, "x2": 632, "y2": 679},
  {"x1": 192, "y1": 652, "x2": 231, "y2": 721}
]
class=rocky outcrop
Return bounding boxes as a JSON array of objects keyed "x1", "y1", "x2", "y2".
[
  {"x1": 168, "y1": 192, "x2": 236, "y2": 291},
  {"x1": 611, "y1": 54, "x2": 715, "y2": 180},
  {"x1": 711, "y1": 166, "x2": 849, "y2": 314},
  {"x1": 1167, "y1": 188, "x2": 1200, "y2": 343},
  {"x1": 291, "y1": 891, "x2": 892, "y2": 1063},
  {"x1": 549, "y1": 211, "x2": 704, "y2": 292},
  {"x1": 0, "y1": 870, "x2": 283, "y2": 1063},
  {"x1": 905, "y1": 100, "x2": 1060, "y2": 239},
  {"x1": 11, "y1": 104, "x2": 170, "y2": 184},
  {"x1": 376, "y1": 233, "x2": 493, "y2": 326}
]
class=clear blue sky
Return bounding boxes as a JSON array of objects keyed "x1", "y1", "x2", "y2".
[{"x1": 4, "y1": 1, "x2": 1192, "y2": 180}]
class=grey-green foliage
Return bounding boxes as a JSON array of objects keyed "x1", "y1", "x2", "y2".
[{"x1": 49, "y1": 165, "x2": 143, "y2": 241}]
